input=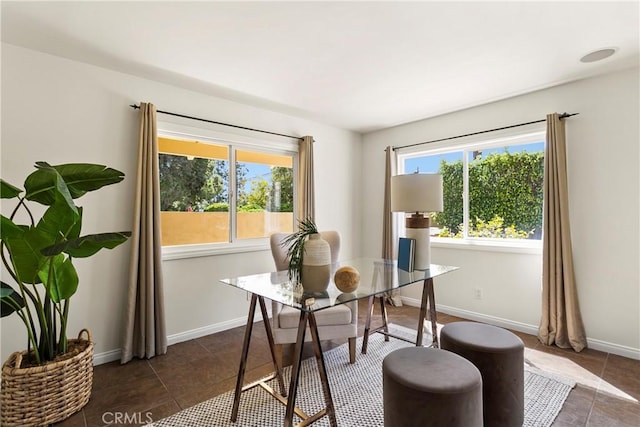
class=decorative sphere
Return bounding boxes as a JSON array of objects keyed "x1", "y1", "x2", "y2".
[{"x1": 334, "y1": 266, "x2": 360, "y2": 293}]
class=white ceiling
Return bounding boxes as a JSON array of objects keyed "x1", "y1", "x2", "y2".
[{"x1": 2, "y1": 1, "x2": 639, "y2": 133}]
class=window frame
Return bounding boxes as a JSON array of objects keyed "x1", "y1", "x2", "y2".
[
  {"x1": 396, "y1": 127, "x2": 546, "y2": 253},
  {"x1": 157, "y1": 121, "x2": 299, "y2": 260}
]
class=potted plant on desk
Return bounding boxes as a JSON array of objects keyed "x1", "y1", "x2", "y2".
[
  {"x1": 0, "y1": 162, "x2": 131, "y2": 426},
  {"x1": 282, "y1": 218, "x2": 331, "y2": 293}
]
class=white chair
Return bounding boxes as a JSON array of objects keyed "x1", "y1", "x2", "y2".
[{"x1": 269, "y1": 231, "x2": 357, "y2": 369}]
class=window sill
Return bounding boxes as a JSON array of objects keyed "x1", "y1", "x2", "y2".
[
  {"x1": 162, "y1": 240, "x2": 270, "y2": 261},
  {"x1": 431, "y1": 238, "x2": 542, "y2": 255}
]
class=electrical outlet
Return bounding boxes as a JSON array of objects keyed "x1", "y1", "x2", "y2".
[{"x1": 474, "y1": 288, "x2": 483, "y2": 300}]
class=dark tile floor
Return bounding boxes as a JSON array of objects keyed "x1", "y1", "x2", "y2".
[{"x1": 57, "y1": 299, "x2": 640, "y2": 426}]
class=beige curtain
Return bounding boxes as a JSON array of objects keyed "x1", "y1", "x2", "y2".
[
  {"x1": 538, "y1": 113, "x2": 587, "y2": 352},
  {"x1": 383, "y1": 146, "x2": 401, "y2": 305},
  {"x1": 382, "y1": 146, "x2": 398, "y2": 259},
  {"x1": 121, "y1": 102, "x2": 167, "y2": 363},
  {"x1": 298, "y1": 136, "x2": 315, "y2": 221}
]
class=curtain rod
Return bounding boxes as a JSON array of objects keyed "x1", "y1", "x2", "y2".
[
  {"x1": 129, "y1": 104, "x2": 302, "y2": 140},
  {"x1": 393, "y1": 112, "x2": 579, "y2": 151}
]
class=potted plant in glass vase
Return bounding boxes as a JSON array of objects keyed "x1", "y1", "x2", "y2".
[{"x1": 0, "y1": 161, "x2": 131, "y2": 426}]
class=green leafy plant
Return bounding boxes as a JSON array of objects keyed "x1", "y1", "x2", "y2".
[
  {"x1": 468, "y1": 216, "x2": 532, "y2": 239},
  {"x1": 281, "y1": 217, "x2": 318, "y2": 283},
  {"x1": 0, "y1": 162, "x2": 131, "y2": 365},
  {"x1": 434, "y1": 150, "x2": 543, "y2": 238},
  {"x1": 436, "y1": 215, "x2": 532, "y2": 239},
  {"x1": 204, "y1": 202, "x2": 229, "y2": 212}
]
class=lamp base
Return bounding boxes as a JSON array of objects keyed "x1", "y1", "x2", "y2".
[
  {"x1": 405, "y1": 215, "x2": 431, "y2": 270},
  {"x1": 406, "y1": 213, "x2": 430, "y2": 228}
]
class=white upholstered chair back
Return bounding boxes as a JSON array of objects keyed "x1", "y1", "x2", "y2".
[{"x1": 268, "y1": 230, "x2": 357, "y2": 367}]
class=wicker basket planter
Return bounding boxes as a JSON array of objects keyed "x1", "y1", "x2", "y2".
[{"x1": 0, "y1": 330, "x2": 94, "y2": 427}]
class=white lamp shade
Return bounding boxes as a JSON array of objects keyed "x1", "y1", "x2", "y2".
[{"x1": 391, "y1": 173, "x2": 443, "y2": 213}]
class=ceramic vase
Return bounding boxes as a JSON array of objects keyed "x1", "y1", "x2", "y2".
[{"x1": 301, "y1": 233, "x2": 331, "y2": 293}]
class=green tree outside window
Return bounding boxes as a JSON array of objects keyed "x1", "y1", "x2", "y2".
[{"x1": 434, "y1": 149, "x2": 544, "y2": 239}]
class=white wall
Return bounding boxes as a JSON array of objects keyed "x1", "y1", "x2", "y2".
[
  {"x1": 362, "y1": 68, "x2": 640, "y2": 358},
  {"x1": 0, "y1": 44, "x2": 363, "y2": 363}
]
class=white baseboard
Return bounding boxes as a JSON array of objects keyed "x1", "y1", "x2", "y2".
[
  {"x1": 585, "y1": 337, "x2": 640, "y2": 360},
  {"x1": 165, "y1": 314, "x2": 262, "y2": 346},
  {"x1": 401, "y1": 296, "x2": 640, "y2": 361},
  {"x1": 92, "y1": 310, "x2": 270, "y2": 366},
  {"x1": 93, "y1": 349, "x2": 122, "y2": 366}
]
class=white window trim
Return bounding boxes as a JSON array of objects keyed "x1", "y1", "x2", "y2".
[
  {"x1": 157, "y1": 121, "x2": 299, "y2": 260},
  {"x1": 162, "y1": 239, "x2": 270, "y2": 261},
  {"x1": 398, "y1": 123, "x2": 546, "y2": 155},
  {"x1": 158, "y1": 121, "x2": 299, "y2": 153},
  {"x1": 397, "y1": 127, "x2": 546, "y2": 252},
  {"x1": 431, "y1": 237, "x2": 542, "y2": 254}
]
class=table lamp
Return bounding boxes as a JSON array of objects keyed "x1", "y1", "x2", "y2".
[{"x1": 391, "y1": 173, "x2": 443, "y2": 270}]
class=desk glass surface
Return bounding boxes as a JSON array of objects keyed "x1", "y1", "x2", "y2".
[{"x1": 220, "y1": 258, "x2": 458, "y2": 313}]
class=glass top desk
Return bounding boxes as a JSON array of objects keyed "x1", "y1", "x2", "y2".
[{"x1": 220, "y1": 258, "x2": 458, "y2": 427}]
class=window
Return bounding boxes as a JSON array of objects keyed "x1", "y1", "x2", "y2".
[
  {"x1": 158, "y1": 131, "x2": 296, "y2": 256},
  {"x1": 235, "y1": 149, "x2": 294, "y2": 239},
  {"x1": 398, "y1": 130, "x2": 545, "y2": 244}
]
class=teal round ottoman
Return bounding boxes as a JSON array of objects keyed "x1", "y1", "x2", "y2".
[
  {"x1": 382, "y1": 347, "x2": 483, "y2": 427},
  {"x1": 440, "y1": 321, "x2": 525, "y2": 427}
]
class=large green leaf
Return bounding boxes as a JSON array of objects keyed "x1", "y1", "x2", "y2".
[
  {"x1": 68, "y1": 206, "x2": 83, "y2": 240},
  {"x1": 25, "y1": 162, "x2": 125, "y2": 205},
  {"x1": 53, "y1": 163, "x2": 125, "y2": 196},
  {"x1": 4, "y1": 227, "x2": 53, "y2": 284},
  {"x1": 38, "y1": 255, "x2": 78, "y2": 302},
  {"x1": 0, "y1": 180, "x2": 22, "y2": 199},
  {"x1": 24, "y1": 162, "x2": 77, "y2": 210},
  {"x1": 1, "y1": 215, "x2": 26, "y2": 240},
  {"x1": 0, "y1": 282, "x2": 25, "y2": 317},
  {"x1": 41, "y1": 232, "x2": 131, "y2": 258},
  {"x1": 36, "y1": 198, "x2": 81, "y2": 242}
]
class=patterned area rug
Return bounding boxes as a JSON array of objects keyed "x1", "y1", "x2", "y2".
[{"x1": 149, "y1": 324, "x2": 575, "y2": 427}]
